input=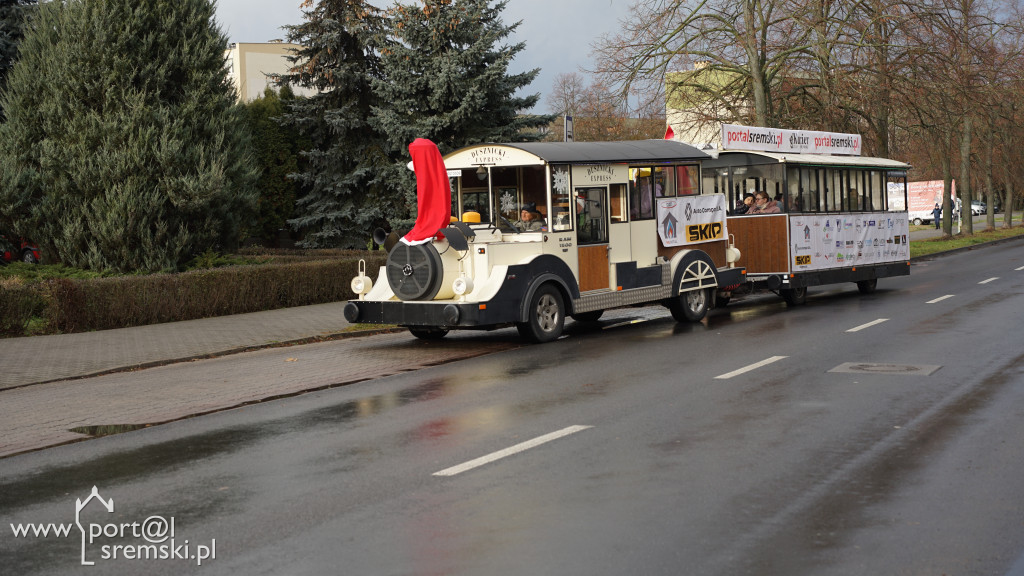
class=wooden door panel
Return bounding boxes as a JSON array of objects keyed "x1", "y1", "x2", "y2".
[
  {"x1": 725, "y1": 215, "x2": 790, "y2": 274},
  {"x1": 578, "y1": 245, "x2": 610, "y2": 292}
]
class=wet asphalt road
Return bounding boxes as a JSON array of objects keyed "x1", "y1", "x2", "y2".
[{"x1": 3, "y1": 241, "x2": 1024, "y2": 575}]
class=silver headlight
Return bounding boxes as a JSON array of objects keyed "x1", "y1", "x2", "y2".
[
  {"x1": 452, "y1": 276, "x2": 473, "y2": 296},
  {"x1": 351, "y1": 275, "x2": 372, "y2": 295}
]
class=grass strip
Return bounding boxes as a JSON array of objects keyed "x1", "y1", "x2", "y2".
[{"x1": 910, "y1": 224, "x2": 1024, "y2": 258}]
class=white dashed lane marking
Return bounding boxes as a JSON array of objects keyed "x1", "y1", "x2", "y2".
[
  {"x1": 433, "y1": 425, "x2": 593, "y2": 477},
  {"x1": 847, "y1": 319, "x2": 889, "y2": 333},
  {"x1": 715, "y1": 356, "x2": 788, "y2": 380},
  {"x1": 927, "y1": 295, "x2": 955, "y2": 304}
]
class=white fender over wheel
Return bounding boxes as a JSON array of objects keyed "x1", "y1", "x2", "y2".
[{"x1": 667, "y1": 251, "x2": 718, "y2": 323}]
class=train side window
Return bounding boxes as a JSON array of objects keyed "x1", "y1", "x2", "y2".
[
  {"x1": 677, "y1": 165, "x2": 699, "y2": 195},
  {"x1": 869, "y1": 170, "x2": 884, "y2": 211},
  {"x1": 461, "y1": 189, "x2": 489, "y2": 221},
  {"x1": 831, "y1": 169, "x2": 845, "y2": 211},
  {"x1": 610, "y1": 184, "x2": 628, "y2": 223},
  {"x1": 654, "y1": 166, "x2": 673, "y2": 198},
  {"x1": 551, "y1": 165, "x2": 573, "y2": 231},
  {"x1": 629, "y1": 168, "x2": 655, "y2": 220}
]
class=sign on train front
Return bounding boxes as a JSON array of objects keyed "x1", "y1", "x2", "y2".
[{"x1": 657, "y1": 194, "x2": 728, "y2": 247}]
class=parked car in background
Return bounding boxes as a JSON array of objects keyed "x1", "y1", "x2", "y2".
[
  {"x1": 0, "y1": 231, "x2": 41, "y2": 264},
  {"x1": 970, "y1": 201, "x2": 986, "y2": 216}
]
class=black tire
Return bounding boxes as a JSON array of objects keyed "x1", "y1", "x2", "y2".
[
  {"x1": 386, "y1": 242, "x2": 443, "y2": 301},
  {"x1": 856, "y1": 278, "x2": 877, "y2": 294},
  {"x1": 668, "y1": 288, "x2": 711, "y2": 322},
  {"x1": 517, "y1": 284, "x2": 564, "y2": 343},
  {"x1": 913, "y1": 218, "x2": 923, "y2": 226},
  {"x1": 21, "y1": 250, "x2": 38, "y2": 264},
  {"x1": 409, "y1": 328, "x2": 449, "y2": 340},
  {"x1": 781, "y1": 286, "x2": 807, "y2": 306},
  {"x1": 571, "y1": 310, "x2": 603, "y2": 323}
]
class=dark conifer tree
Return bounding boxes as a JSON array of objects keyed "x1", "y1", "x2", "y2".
[
  {"x1": 0, "y1": 0, "x2": 37, "y2": 120},
  {"x1": 280, "y1": 0, "x2": 392, "y2": 248},
  {"x1": 371, "y1": 0, "x2": 552, "y2": 214},
  {"x1": 243, "y1": 86, "x2": 303, "y2": 244},
  {"x1": 0, "y1": 0, "x2": 257, "y2": 272}
]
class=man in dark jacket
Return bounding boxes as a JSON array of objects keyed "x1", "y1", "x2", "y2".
[{"x1": 734, "y1": 193, "x2": 754, "y2": 215}]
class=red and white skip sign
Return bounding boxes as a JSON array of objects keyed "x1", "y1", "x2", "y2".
[{"x1": 721, "y1": 123, "x2": 862, "y2": 156}]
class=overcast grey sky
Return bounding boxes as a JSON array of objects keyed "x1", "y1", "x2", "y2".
[{"x1": 214, "y1": 0, "x2": 634, "y2": 113}]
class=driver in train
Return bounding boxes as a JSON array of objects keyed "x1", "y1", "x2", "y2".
[{"x1": 515, "y1": 202, "x2": 546, "y2": 232}]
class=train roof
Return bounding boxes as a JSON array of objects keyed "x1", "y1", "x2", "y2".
[
  {"x1": 705, "y1": 150, "x2": 911, "y2": 170},
  {"x1": 443, "y1": 140, "x2": 710, "y2": 169}
]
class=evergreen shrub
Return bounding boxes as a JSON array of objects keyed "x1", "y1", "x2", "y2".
[
  {"x1": 1, "y1": 253, "x2": 385, "y2": 336},
  {"x1": 0, "y1": 276, "x2": 41, "y2": 335}
]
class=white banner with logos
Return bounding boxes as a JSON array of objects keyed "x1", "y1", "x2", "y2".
[
  {"x1": 789, "y1": 213, "x2": 910, "y2": 272},
  {"x1": 657, "y1": 194, "x2": 728, "y2": 247},
  {"x1": 721, "y1": 123, "x2": 862, "y2": 156}
]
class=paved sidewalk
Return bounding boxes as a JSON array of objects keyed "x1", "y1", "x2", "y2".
[
  {"x1": 0, "y1": 330, "x2": 523, "y2": 457},
  {"x1": 0, "y1": 302, "x2": 365, "y2": 390}
]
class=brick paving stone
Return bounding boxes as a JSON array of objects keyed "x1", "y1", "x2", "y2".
[
  {"x1": 0, "y1": 302, "x2": 359, "y2": 390},
  {"x1": 0, "y1": 331, "x2": 522, "y2": 458}
]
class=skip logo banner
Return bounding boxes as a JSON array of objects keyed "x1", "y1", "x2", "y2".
[
  {"x1": 8, "y1": 486, "x2": 217, "y2": 567},
  {"x1": 657, "y1": 194, "x2": 727, "y2": 247}
]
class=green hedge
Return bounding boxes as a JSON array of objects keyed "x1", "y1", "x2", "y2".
[
  {"x1": 0, "y1": 278, "x2": 43, "y2": 336},
  {"x1": 0, "y1": 253, "x2": 386, "y2": 336}
]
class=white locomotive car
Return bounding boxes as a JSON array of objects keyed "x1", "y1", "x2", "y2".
[{"x1": 344, "y1": 140, "x2": 745, "y2": 342}]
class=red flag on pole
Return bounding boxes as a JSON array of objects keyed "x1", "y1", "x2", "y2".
[
  {"x1": 401, "y1": 139, "x2": 452, "y2": 246},
  {"x1": 664, "y1": 125, "x2": 675, "y2": 140}
]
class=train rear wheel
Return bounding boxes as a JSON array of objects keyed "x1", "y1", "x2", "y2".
[
  {"x1": 669, "y1": 288, "x2": 710, "y2": 322},
  {"x1": 857, "y1": 279, "x2": 877, "y2": 294},
  {"x1": 781, "y1": 286, "x2": 807, "y2": 306}
]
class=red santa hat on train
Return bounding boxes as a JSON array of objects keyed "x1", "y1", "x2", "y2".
[{"x1": 401, "y1": 138, "x2": 452, "y2": 246}]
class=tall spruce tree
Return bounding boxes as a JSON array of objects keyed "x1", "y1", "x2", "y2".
[
  {"x1": 0, "y1": 0, "x2": 37, "y2": 120},
  {"x1": 243, "y1": 86, "x2": 303, "y2": 244},
  {"x1": 371, "y1": 0, "x2": 552, "y2": 215},
  {"x1": 0, "y1": 0, "x2": 257, "y2": 272},
  {"x1": 280, "y1": 0, "x2": 393, "y2": 248}
]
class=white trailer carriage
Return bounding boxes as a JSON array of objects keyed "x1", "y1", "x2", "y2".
[
  {"x1": 705, "y1": 149, "x2": 912, "y2": 304},
  {"x1": 344, "y1": 140, "x2": 746, "y2": 342}
]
